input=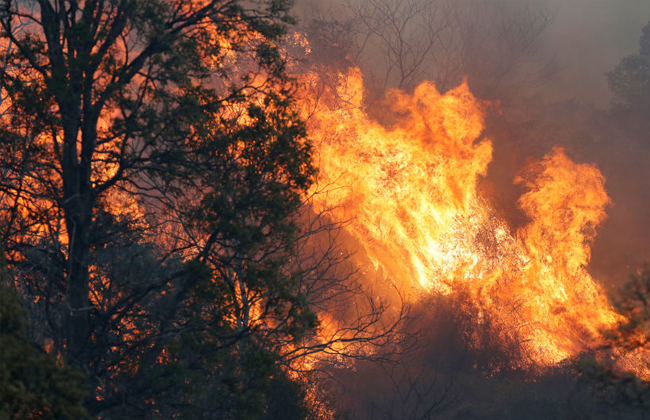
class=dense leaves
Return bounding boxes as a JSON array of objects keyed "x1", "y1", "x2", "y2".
[
  {"x1": 0, "y1": 1, "x2": 321, "y2": 418},
  {"x1": 0, "y1": 264, "x2": 88, "y2": 420}
]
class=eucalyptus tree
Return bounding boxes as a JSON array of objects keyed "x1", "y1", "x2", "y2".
[{"x1": 0, "y1": 0, "x2": 374, "y2": 418}]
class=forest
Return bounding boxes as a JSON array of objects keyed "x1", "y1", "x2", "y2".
[{"x1": 1, "y1": 1, "x2": 650, "y2": 419}]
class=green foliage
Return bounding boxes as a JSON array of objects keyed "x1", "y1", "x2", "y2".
[
  {"x1": 262, "y1": 370, "x2": 309, "y2": 420},
  {"x1": 0, "y1": 285, "x2": 88, "y2": 420}
]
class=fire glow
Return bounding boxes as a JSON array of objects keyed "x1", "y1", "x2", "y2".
[{"x1": 301, "y1": 67, "x2": 626, "y2": 369}]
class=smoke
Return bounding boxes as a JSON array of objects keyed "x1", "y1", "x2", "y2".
[
  {"x1": 532, "y1": 0, "x2": 650, "y2": 107},
  {"x1": 296, "y1": 0, "x2": 649, "y2": 106}
]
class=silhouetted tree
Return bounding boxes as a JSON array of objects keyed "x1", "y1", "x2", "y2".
[
  {"x1": 608, "y1": 22, "x2": 650, "y2": 112},
  {"x1": 0, "y1": 1, "x2": 395, "y2": 418},
  {"x1": 0, "y1": 253, "x2": 88, "y2": 420},
  {"x1": 607, "y1": 20, "x2": 650, "y2": 157}
]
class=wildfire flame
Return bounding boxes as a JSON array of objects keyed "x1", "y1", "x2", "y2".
[{"x1": 302, "y1": 67, "x2": 626, "y2": 369}]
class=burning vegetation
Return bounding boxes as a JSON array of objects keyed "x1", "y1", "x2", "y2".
[
  {"x1": 301, "y1": 65, "x2": 622, "y2": 369},
  {"x1": 2, "y1": 1, "x2": 650, "y2": 420}
]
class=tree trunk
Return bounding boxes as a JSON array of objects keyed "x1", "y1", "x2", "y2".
[{"x1": 61, "y1": 118, "x2": 95, "y2": 372}]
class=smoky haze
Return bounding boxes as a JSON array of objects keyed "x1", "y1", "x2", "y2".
[
  {"x1": 297, "y1": 0, "x2": 649, "y2": 105},
  {"x1": 535, "y1": 0, "x2": 650, "y2": 107}
]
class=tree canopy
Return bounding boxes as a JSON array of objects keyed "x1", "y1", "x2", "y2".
[{"x1": 0, "y1": 1, "x2": 355, "y2": 418}]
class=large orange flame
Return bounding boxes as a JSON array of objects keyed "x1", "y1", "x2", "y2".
[{"x1": 303, "y1": 67, "x2": 623, "y2": 368}]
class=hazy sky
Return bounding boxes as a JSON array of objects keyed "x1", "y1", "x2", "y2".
[
  {"x1": 539, "y1": 0, "x2": 650, "y2": 106},
  {"x1": 296, "y1": 0, "x2": 650, "y2": 107}
]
